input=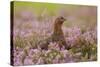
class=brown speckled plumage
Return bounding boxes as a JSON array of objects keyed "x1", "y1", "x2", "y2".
[{"x1": 37, "y1": 16, "x2": 70, "y2": 50}]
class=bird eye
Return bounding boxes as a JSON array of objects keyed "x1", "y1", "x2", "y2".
[
  {"x1": 60, "y1": 17, "x2": 64, "y2": 19},
  {"x1": 59, "y1": 16, "x2": 66, "y2": 21}
]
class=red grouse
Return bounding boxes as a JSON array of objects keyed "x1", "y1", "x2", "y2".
[{"x1": 36, "y1": 16, "x2": 70, "y2": 50}]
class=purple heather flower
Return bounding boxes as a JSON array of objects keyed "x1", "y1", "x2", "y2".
[{"x1": 23, "y1": 56, "x2": 34, "y2": 65}]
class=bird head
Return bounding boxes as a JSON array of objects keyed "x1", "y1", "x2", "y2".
[{"x1": 55, "y1": 16, "x2": 66, "y2": 25}]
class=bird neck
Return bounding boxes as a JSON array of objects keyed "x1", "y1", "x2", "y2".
[{"x1": 53, "y1": 22, "x2": 63, "y2": 36}]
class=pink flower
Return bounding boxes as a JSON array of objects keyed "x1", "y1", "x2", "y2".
[{"x1": 23, "y1": 56, "x2": 34, "y2": 65}]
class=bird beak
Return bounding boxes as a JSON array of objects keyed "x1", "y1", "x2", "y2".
[{"x1": 64, "y1": 18, "x2": 66, "y2": 21}]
